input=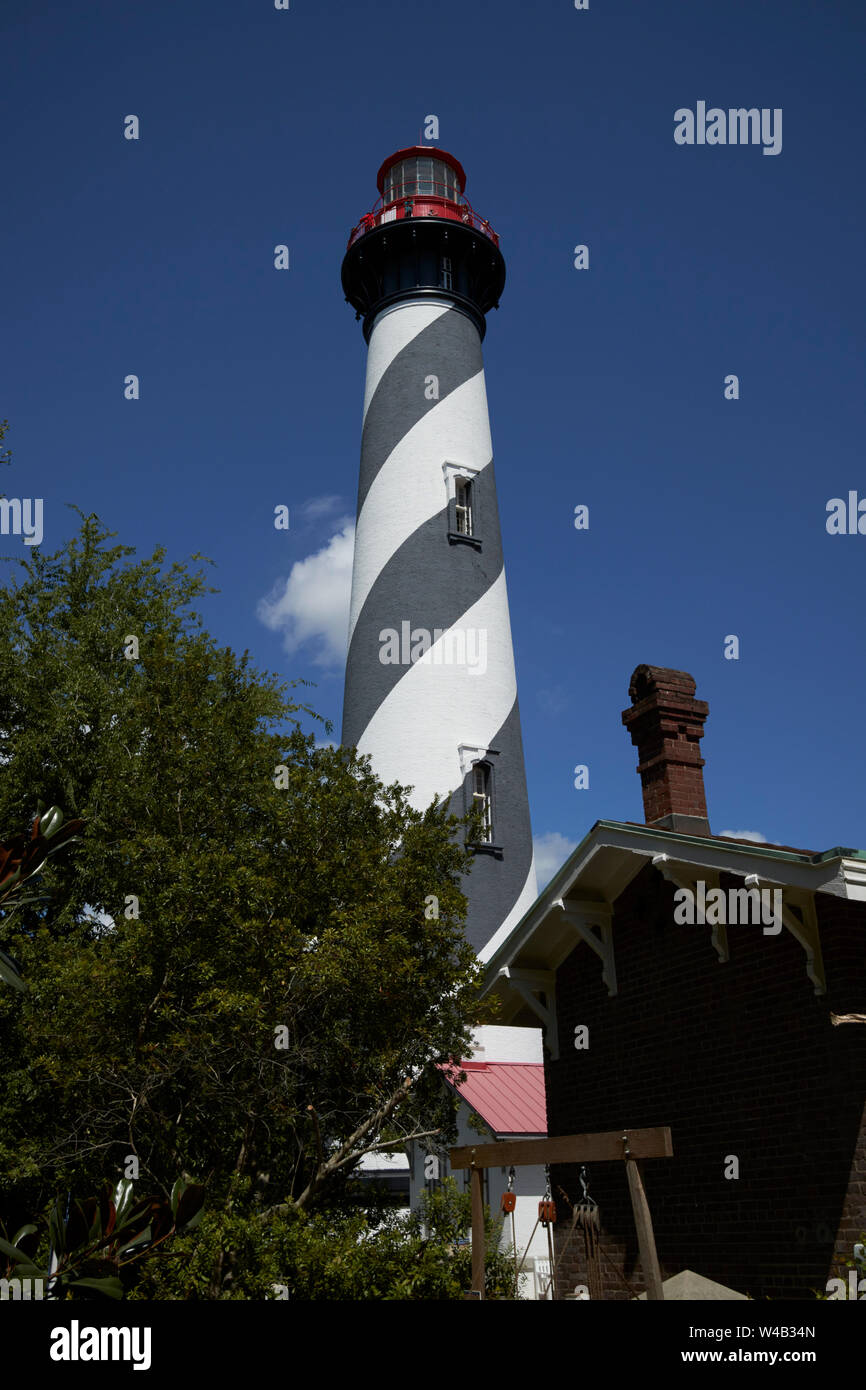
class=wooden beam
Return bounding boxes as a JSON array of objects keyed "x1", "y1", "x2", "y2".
[
  {"x1": 450, "y1": 1126, "x2": 673, "y2": 1171},
  {"x1": 625, "y1": 1157, "x2": 664, "y2": 1301},
  {"x1": 470, "y1": 1165, "x2": 485, "y2": 1299}
]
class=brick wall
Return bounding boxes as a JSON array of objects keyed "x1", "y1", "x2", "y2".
[{"x1": 546, "y1": 860, "x2": 866, "y2": 1299}]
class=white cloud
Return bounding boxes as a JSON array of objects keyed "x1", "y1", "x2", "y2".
[
  {"x1": 298, "y1": 495, "x2": 343, "y2": 522},
  {"x1": 718, "y1": 829, "x2": 769, "y2": 844},
  {"x1": 533, "y1": 831, "x2": 578, "y2": 888},
  {"x1": 82, "y1": 904, "x2": 116, "y2": 935},
  {"x1": 537, "y1": 685, "x2": 569, "y2": 717},
  {"x1": 257, "y1": 520, "x2": 354, "y2": 668}
]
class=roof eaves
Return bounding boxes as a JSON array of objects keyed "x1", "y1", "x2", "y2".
[{"x1": 482, "y1": 819, "x2": 866, "y2": 985}]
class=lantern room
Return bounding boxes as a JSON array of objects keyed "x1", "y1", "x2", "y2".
[
  {"x1": 342, "y1": 143, "x2": 506, "y2": 342},
  {"x1": 378, "y1": 147, "x2": 465, "y2": 206},
  {"x1": 346, "y1": 145, "x2": 499, "y2": 251}
]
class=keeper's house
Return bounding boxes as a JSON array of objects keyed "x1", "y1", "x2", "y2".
[
  {"x1": 483, "y1": 665, "x2": 866, "y2": 1299},
  {"x1": 407, "y1": 1027, "x2": 553, "y2": 1299}
]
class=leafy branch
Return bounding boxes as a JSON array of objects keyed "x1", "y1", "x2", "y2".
[
  {"x1": 0, "y1": 1175, "x2": 204, "y2": 1300},
  {"x1": 0, "y1": 805, "x2": 84, "y2": 989}
]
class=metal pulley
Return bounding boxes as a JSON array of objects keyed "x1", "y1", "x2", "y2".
[
  {"x1": 538, "y1": 1198, "x2": 557, "y2": 1226},
  {"x1": 539, "y1": 1166, "x2": 557, "y2": 1227},
  {"x1": 501, "y1": 1164, "x2": 517, "y2": 1213}
]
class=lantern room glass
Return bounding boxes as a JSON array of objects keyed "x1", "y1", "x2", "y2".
[{"x1": 383, "y1": 157, "x2": 460, "y2": 205}]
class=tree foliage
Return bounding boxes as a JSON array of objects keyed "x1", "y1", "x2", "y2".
[
  {"x1": 127, "y1": 1178, "x2": 516, "y2": 1301},
  {"x1": 0, "y1": 805, "x2": 84, "y2": 989},
  {"x1": 0, "y1": 1174, "x2": 204, "y2": 1300},
  {"x1": 0, "y1": 514, "x2": 489, "y2": 1296},
  {"x1": 0, "y1": 418, "x2": 11, "y2": 469}
]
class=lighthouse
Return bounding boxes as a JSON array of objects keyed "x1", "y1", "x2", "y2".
[{"x1": 340, "y1": 145, "x2": 537, "y2": 959}]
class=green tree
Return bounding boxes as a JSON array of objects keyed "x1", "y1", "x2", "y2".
[
  {"x1": 128, "y1": 1178, "x2": 516, "y2": 1301},
  {"x1": 0, "y1": 418, "x2": 11, "y2": 469},
  {"x1": 0, "y1": 513, "x2": 486, "y2": 1295}
]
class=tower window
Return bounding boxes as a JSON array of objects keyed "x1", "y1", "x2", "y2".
[
  {"x1": 455, "y1": 476, "x2": 472, "y2": 536},
  {"x1": 440, "y1": 256, "x2": 453, "y2": 290},
  {"x1": 444, "y1": 461, "x2": 482, "y2": 549},
  {"x1": 472, "y1": 762, "x2": 493, "y2": 843},
  {"x1": 459, "y1": 744, "x2": 502, "y2": 855},
  {"x1": 383, "y1": 157, "x2": 459, "y2": 205}
]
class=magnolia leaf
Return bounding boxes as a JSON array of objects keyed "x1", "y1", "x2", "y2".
[
  {"x1": 179, "y1": 1204, "x2": 204, "y2": 1233},
  {"x1": 113, "y1": 1177, "x2": 135, "y2": 1226},
  {"x1": 68, "y1": 1276, "x2": 124, "y2": 1299},
  {"x1": 119, "y1": 1224, "x2": 152, "y2": 1256},
  {"x1": 175, "y1": 1183, "x2": 204, "y2": 1229},
  {"x1": 169, "y1": 1176, "x2": 186, "y2": 1219},
  {"x1": 0, "y1": 1236, "x2": 34, "y2": 1264},
  {"x1": 87, "y1": 1206, "x2": 103, "y2": 1245},
  {"x1": 48, "y1": 1200, "x2": 66, "y2": 1257},
  {"x1": 0, "y1": 947, "x2": 26, "y2": 991},
  {"x1": 0, "y1": 863, "x2": 23, "y2": 890},
  {"x1": 39, "y1": 807, "x2": 63, "y2": 838}
]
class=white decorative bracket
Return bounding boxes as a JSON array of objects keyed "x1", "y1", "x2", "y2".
[
  {"x1": 458, "y1": 743, "x2": 496, "y2": 777},
  {"x1": 653, "y1": 854, "x2": 826, "y2": 995},
  {"x1": 652, "y1": 854, "x2": 729, "y2": 963},
  {"x1": 442, "y1": 459, "x2": 480, "y2": 502},
  {"x1": 727, "y1": 871, "x2": 826, "y2": 995},
  {"x1": 552, "y1": 897, "x2": 617, "y2": 996},
  {"x1": 498, "y1": 967, "x2": 559, "y2": 1059},
  {"x1": 777, "y1": 892, "x2": 826, "y2": 996}
]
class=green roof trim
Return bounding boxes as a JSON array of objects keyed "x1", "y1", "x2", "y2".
[{"x1": 589, "y1": 820, "x2": 866, "y2": 864}]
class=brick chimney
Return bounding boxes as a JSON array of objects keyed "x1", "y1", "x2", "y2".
[{"x1": 622, "y1": 665, "x2": 711, "y2": 836}]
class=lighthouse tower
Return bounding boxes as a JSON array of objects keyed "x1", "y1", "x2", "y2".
[{"x1": 340, "y1": 145, "x2": 537, "y2": 959}]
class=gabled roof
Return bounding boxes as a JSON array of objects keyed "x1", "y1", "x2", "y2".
[
  {"x1": 481, "y1": 819, "x2": 866, "y2": 1038},
  {"x1": 439, "y1": 1060, "x2": 547, "y2": 1136},
  {"x1": 484, "y1": 817, "x2": 866, "y2": 969}
]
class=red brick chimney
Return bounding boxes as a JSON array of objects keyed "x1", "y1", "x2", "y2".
[{"x1": 622, "y1": 665, "x2": 711, "y2": 836}]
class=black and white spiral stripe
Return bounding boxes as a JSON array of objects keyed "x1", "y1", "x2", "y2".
[{"x1": 342, "y1": 299, "x2": 536, "y2": 957}]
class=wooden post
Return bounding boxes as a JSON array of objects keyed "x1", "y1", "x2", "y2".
[
  {"x1": 449, "y1": 1127, "x2": 673, "y2": 1302},
  {"x1": 624, "y1": 1153, "x2": 664, "y2": 1300},
  {"x1": 470, "y1": 1162, "x2": 485, "y2": 1299}
]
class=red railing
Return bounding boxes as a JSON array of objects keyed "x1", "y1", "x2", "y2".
[{"x1": 347, "y1": 195, "x2": 499, "y2": 249}]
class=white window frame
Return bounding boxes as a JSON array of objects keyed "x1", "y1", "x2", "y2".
[
  {"x1": 458, "y1": 744, "x2": 498, "y2": 848},
  {"x1": 454, "y1": 475, "x2": 472, "y2": 536},
  {"x1": 472, "y1": 762, "x2": 493, "y2": 843},
  {"x1": 443, "y1": 460, "x2": 481, "y2": 545},
  {"x1": 443, "y1": 460, "x2": 480, "y2": 501},
  {"x1": 458, "y1": 742, "x2": 493, "y2": 778}
]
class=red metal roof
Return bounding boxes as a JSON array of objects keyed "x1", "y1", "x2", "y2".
[{"x1": 439, "y1": 1060, "x2": 547, "y2": 1136}]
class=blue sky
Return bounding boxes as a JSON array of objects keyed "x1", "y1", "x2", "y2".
[{"x1": 3, "y1": 0, "x2": 864, "y2": 882}]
